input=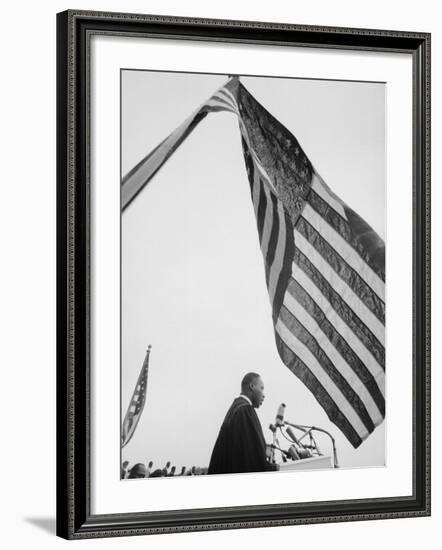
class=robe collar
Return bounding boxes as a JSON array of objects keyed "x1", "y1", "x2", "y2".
[{"x1": 239, "y1": 393, "x2": 253, "y2": 406}]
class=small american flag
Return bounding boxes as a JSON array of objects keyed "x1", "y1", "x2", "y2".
[
  {"x1": 122, "y1": 78, "x2": 385, "y2": 448},
  {"x1": 121, "y1": 346, "x2": 152, "y2": 448}
]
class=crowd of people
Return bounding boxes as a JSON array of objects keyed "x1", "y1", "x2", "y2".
[{"x1": 121, "y1": 460, "x2": 208, "y2": 479}]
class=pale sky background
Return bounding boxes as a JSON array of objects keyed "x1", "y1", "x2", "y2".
[{"x1": 121, "y1": 70, "x2": 385, "y2": 475}]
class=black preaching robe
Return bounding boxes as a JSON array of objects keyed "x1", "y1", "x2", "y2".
[{"x1": 208, "y1": 396, "x2": 278, "y2": 474}]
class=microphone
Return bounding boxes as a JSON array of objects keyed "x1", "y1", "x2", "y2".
[
  {"x1": 285, "y1": 427, "x2": 311, "y2": 457},
  {"x1": 275, "y1": 403, "x2": 286, "y2": 428},
  {"x1": 285, "y1": 426, "x2": 300, "y2": 446},
  {"x1": 270, "y1": 443, "x2": 291, "y2": 458},
  {"x1": 287, "y1": 445, "x2": 300, "y2": 460}
]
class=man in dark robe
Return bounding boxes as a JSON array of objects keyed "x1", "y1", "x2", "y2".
[{"x1": 208, "y1": 372, "x2": 279, "y2": 475}]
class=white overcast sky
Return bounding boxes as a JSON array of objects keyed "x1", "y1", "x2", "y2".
[{"x1": 121, "y1": 70, "x2": 385, "y2": 474}]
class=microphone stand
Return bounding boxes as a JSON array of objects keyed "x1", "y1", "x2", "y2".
[
  {"x1": 284, "y1": 421, "x2": 339, "y2": 468},
  {"x1": 268, "y1": 424, "x2": 277, "y2": 464}
]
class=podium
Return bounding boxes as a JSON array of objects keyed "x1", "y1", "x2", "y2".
[{"x1": 277, "y1": 455, "x2": 332, "y2": 471}]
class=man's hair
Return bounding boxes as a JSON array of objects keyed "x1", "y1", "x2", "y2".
[{"x1": 241, "y1": 372, "x2": 261, "y2": 392}]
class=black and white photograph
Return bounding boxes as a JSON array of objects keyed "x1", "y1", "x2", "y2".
[
  {"x1": 53, "y1": 6, "x2": 431, "y2": 542},
  {"x1": 120, "y1": 70, "x2": 386, "y2": 480}
]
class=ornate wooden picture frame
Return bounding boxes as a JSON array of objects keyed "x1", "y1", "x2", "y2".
[{"x1": 56, "y1": 10, "x2": 430, "y2": 539}]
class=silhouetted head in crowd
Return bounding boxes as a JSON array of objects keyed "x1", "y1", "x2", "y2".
[
  {"x1": 128, "y1": 463, "x2": 147, "y2": 478},
  {"x1": 149, "y1": 469, "x2": 164, "y2": 478},
  {"x1": 121, "y1": 460, "x2": 130, "y2": 479}
]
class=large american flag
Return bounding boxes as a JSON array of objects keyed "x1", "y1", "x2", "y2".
[
  {"x1": 122, "y1": 78, "x2": 385, "y2": 448},
  {"x1": 121, "y1": 346, "x2": 152, "y2": 448}
]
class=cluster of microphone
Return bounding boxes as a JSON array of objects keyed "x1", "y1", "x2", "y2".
[
  {"x1": 268, "y1": 403, "x2": 339, "y2": 468},
  {"x1": 268, "y1": 403, "x2": 313, "y2": 461}
]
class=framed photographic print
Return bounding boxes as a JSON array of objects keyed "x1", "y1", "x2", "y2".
[{"x1": 56, "y1": 10, "x2": 431, "y2": 539}]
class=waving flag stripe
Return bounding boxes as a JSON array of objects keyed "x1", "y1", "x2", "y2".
[
  {"x1": 290, "y1": 264, "x2": 385, "y2": 385},
  {"x1": 275, "y1": 332, "x2": 363, "y2": 448},
  {"x1": 311, "y1": 174, "x2": 348, "y2": 219},
  {"x1": 308, "y1": 189, "x2": 385, "y2": 282},
  {"x1": 275, "y1": 318, "x2": 370, "y2": 440},
  {"x1": 269, "y1": 205, "x2": 294, "y2": 322},
  {"x1": 294, "y1": 230, "x2": 385, "y2": 345},
  {"x1": 297, "y1": 215, "x2": 385, "y2": 320},
  {"x1": 243, "y1": 139, "x2": 295, "y2": 320},
  {"x1": 260, "y1": 183, "x2": 275, "y2": 262},
  {"x1": 293, "y1": 249, "x2": 385, "y2": 368},
  {"x1": 283, "y1": 290, "x2": 384, "y2": 423},
  {"x1": 287, "y1": 277, "x2": 385, "y2": 407},
  {"x1": 122, "y1": 110, "x2": 209, "y2": 209},
  {"x1": 302, "y1": 203, "x2": 385, "y2": 299},
  {"x1": 279, "y1": 303, "x2": 376, "y2": 433}
]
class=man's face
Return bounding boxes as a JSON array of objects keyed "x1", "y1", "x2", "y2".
[{"x1": 250, "y1": 377, "x2": 265, "y2": 408}]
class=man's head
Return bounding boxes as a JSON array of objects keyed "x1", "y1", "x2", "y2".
[
  {"x1": 241, "y1": 372, "x2": 265, "y2": 408},
  {"x1": 128, "y1": 463, "x2": 147, "y2": 478},
  {"x1": 148, "y1": 461, "x2": 153, "y2": 468}
]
